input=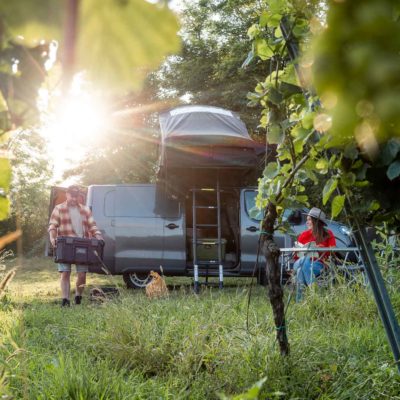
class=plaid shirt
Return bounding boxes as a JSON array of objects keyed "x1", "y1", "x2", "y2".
[{"x1": 48, "y1": 201, "x2": 101, "y2": 238}]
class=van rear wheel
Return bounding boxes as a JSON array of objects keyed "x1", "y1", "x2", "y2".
[{"x1": 123, "y1": 273, "x2": 152, "y2": 289}]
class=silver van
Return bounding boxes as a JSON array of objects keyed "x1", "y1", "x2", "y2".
[{"x1": 54, "y1": 184, "x2": 351, "y2": 288}]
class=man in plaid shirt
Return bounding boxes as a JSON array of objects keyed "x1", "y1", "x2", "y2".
[{"x1": 49, "y1": 185, "x2": 103, "y2": 307}]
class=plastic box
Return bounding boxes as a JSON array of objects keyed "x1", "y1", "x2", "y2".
[
  {"x1": 55, "y1": 236, "x2": 104, "y2": 265},
  {"x1": 191, "y1": 238, "x2": 227, "y2": 261}
]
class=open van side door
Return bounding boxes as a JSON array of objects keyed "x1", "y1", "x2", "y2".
[{"x1": 46, "y1": 186, "x2": 87, "y2": 256}]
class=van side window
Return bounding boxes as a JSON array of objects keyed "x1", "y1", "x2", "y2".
[
  {"x1": 244, "y1": 190, "x2": 263, "y2": 221},
  {"x1": 112, "y1": 186, "x2": 180, "y2": 218},
  {"x1": 115, "y1": 187, "x2": 156, "y2": 217}
]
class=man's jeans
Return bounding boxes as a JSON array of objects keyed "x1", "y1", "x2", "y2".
[{"x1": 293, "y1": 257, "x2": 324, "y2": 302}]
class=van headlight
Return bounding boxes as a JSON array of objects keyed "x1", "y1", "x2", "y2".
[{"x1": 339, "y1": 225, "x2": 352, "y2": 236}]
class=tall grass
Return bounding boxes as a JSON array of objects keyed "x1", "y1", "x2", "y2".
[
  {"x1": 1, "y1": 250, "x2": 400, "y2": 399},
  {"x1": 1, "y1": 281, "x2": 399, "y2": 399}
]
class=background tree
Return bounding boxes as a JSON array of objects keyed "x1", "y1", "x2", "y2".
[
  {"x1": 148, "y1": 0, "x2": 269, "y2": 135},
  {"x1": 0, "y1": 130, "x2": 52, "y2": 254}
]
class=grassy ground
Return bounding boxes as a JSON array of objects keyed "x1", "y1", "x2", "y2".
[{"x1": 1, "y1": 257, "x2": 400, "y2": 399}]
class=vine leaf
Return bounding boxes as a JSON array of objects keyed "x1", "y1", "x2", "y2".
[
  {"x1": 331, "y1": 194, "x2": 345, "y2": 218},
  {"x1": 322, "y1": 177, "x2": 338, "y2": 205},
  {"x1": 386, "y1": 160, "x2": 400, "y2": 181}
]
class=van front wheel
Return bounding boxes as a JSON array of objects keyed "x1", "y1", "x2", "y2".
[{"x1": 123, "y1": 273, "x2": 152, "y2": 289}]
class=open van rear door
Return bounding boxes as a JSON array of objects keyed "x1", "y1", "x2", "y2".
[{"x1": 45, "y1": 186, "x2": 87, "y2": 256}]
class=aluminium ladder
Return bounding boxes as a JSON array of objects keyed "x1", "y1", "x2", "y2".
[{"x1": 191, "y1": 176, "x2": 224, "y2": 293}]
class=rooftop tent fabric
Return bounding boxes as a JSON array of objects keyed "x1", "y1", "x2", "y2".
[{"x1": 158, "y1": 105, "x2": 264, "y2": 168}]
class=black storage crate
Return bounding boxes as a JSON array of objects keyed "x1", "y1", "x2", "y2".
[{"x1": 55, "y1": 236, "x2": 104, "y2": 265}]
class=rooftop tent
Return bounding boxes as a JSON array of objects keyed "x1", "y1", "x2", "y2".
[
  {"x1": 156, "y1": 105, "x2": 265, "y2": 195},
  {"x1": 158, "y1": 105, "x2": 265, "y2": 170}
]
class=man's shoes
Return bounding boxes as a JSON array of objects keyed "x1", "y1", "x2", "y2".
[
  {"x1": 74, "y1": 295, "x2": 82, "y2": 305},
  {"x1": 61, "y1": 298, "x2": 71, "y2": 307}
]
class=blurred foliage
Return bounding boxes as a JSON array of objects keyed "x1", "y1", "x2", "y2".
[
  {"x1": 0, "y1": 0, "x2": 180, "y2": 91},
  {"x1": 312, "y1": 0, "x2": 400, "y2": 228}
]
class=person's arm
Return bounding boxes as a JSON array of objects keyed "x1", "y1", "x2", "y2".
[
  {"x1": 86, "y1": 209, "x2": 103, "y2": 240},
  {"x1": 293, "y1": 230, "x2": 309, "y2": 259},
  {"x1": 297, "y1": 230, "x2": 309, "y2": 245}
]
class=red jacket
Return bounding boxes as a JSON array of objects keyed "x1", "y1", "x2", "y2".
[{"x1": 297, "y1": 229, "x2": 336, "y2": 261}]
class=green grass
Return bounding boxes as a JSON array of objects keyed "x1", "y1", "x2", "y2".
[{"x1": 1, "y1": 257, "x2": 400, "y2": 399}]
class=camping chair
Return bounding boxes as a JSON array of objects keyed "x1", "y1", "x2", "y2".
[{"x1": 280, "y1": 246, "x2": 367, "y2": 301}]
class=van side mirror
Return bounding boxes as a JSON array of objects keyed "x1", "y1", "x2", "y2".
[{"x1": 287, "y1": 210, "x2": 302, "y2": 225}]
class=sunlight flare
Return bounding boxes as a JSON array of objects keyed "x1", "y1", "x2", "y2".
[{"x1": 39, "y1": 75, "x2": 110, "y2": 181}]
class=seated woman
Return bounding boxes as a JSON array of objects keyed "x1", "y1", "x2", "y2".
[{"x1": 293, "y1": 207, "x2": 336, "y2": 301}]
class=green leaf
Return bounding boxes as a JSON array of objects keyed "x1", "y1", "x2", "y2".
[
  {"x1": 267, "y1": 14, "x2": 282, "y2": 28},
  {"x1": 291, "y1": 126, "x2": 310, "y2": 141},
  {"x1": 267, "y1": 87, "x2": 283, "y2": 105},
  {"x1": 228, "y1": 377, "x2": 267, "y2": 400},
  {"x1": 293, "y1": 139, "x2": 304, "y2": 153},
  {"x1": 0, "y1": 1, "x2": 62, "y2": 44},
  {"x1": 268, "y1": 124, "x2": 284, "y2": 144},
  {"x1": 263, "y1": 162, "x2": 279, "y2": 179},
  {"x1": 255, "y1": 39, "x2": 274, "y2": 60},
  {"x1": 354, "y1": 180, "x2": 370, "y2": 187},
  {"x1": 77, "y1": 0, "x2": 180, "y2": 91},
  {"x1": 322, "y1": 177, "x2": 338, "y2": 205},
  {"x1": 368, "y1": 200, "x2": 380, "y2": 211},
  {"x1": 293, "y1": 195, "x2": 308, "y2": 205},
  {"x1": 0, "y1": 158, "x2": 11, "y2": 192},
  {"x1": 343, "y1": 143, "x2": 359, "y2": 160},
  {"x1": 316, "y1": 158, "x2": 329, "y2": 172},
  {"x1": 387, "y1": 160, "x2": 400, "y2": 180},
  {"x1": 275, "y1": 26, "x2": 283, "y2": 38},
  {"x1": 301, "y1": 112, "x2": 316, "y2": 129},
  {"x1": 341, "y1": 172, "x2": 356, "y2": 186},
  {"x1": 280, "y1": 82, "x2": 302, "y2": 99},
  {"x1": 381, "y1": 139, "x2": 400, "y2": 165},
  {"x1": 247, "y1": 24, "x2": 260, "y2": 39},
  {"x1": 331, "y1": 195, "x2": 345, "y2": 218},
  {"x1": 304, "y1": 168, "x2": 318, "y2": 184},
  {"x1": 292, "y1": 19, "x2": 308, "y2": 38},
  {"x1": 259, "y1": 12, "x2": 269, "y2": 28},
  {"x1": 0, "y1": 196, "x2": 10, "y2": 220}
]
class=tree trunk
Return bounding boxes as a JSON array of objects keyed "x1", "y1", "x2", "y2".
[
  {"x1": 261, "y1": 202, "x2": 289, "y2": 356},
  {"x1": 63, "y1": 0, "x2": 80, "y2": 90}
]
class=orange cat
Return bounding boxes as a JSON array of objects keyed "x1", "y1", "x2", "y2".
[{"x1": 145, "y1": 271, "x2": 168, "y2": 299}]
